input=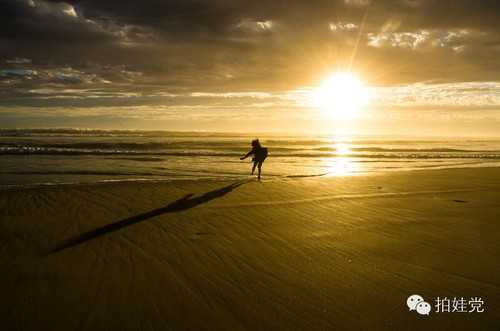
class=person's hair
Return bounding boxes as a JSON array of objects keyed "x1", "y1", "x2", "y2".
[{"x1": 251, "y1": 139, "x2": 261, "y2": 148}]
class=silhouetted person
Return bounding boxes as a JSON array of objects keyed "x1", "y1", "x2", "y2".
[{"x1": 240, "y1": 139, "x2": 268, "y2": 180}]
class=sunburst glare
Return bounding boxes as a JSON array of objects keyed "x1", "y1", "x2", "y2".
[{"x1": 311, "y1": 72, "x2": 373, "y2": 120}]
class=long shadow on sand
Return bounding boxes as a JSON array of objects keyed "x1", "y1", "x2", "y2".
[{"x1": 50, "y1": 181, "x2": 246, "y2": 254}]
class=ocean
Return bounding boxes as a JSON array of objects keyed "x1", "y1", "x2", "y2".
[{"x1": 1, "y1": 129, "x2": 500, "y2": 187}]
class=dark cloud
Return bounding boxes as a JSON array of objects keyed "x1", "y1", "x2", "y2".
[
  {"x1": 1, "y1": 0, "x2": 500, "y2": 106},
  {"x1": 44, "y1": 0, "x2": 500, "y2": 36},
  {"x1": 1, "y1": 0, "x2": 113, "y2": 43},
  {"x1": 5, "y1": 57, "x2": 32, "y2": 64}
]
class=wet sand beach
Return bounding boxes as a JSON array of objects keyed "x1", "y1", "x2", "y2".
[{"x1": 1, "y1": 168, "x2": 499, "y2": 330}]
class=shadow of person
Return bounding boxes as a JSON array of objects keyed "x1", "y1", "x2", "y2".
[{"x1": 50, "y1": 181, "x2": 247, "y2": 254}]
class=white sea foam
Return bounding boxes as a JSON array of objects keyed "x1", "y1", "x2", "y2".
[{"x1": 1, "y1": 129, "x2": 499, "y2": 186}]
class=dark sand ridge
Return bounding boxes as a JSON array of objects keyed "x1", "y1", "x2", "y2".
[{"x1": 1, "y1": 168, "x2": 499, "y2": 330}]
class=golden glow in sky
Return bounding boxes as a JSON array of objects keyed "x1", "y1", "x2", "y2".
[{"x1": 311, "y1": 72, "x2": 372, "y2": 119}]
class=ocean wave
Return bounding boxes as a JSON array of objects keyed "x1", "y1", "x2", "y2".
[
  {"x1": 0, "y1": 170, "x2": 162, "y2": 176},
  {"x1": 0, "y1": 128, "x2": 251, "y2": 138},
  {"x1": 1, "y1": 141, "x2": 498, "y2": 153},
  {"x1": 1, "y1": 146, "x2": 500, "y2": 159}
]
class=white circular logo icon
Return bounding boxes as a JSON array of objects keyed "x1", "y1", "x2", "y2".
[
  {"x1": 407, "y1": 294, "x2": 431, "y2": 316},
  {"x1": 407, "y1": 294, "x2": 424, "y2": 311},
  {"x1": 416, "y1": 301, "x2": 431, "y2": 315}
]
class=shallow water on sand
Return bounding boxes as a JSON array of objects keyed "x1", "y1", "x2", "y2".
[{"x1": 1, "y1": 129, "x2": 500, "y2": 186}]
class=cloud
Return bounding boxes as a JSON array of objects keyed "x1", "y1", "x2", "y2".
[
  {"x1": 344, "y1": 0, "x2": 372, "y2": 7},
  {"x1": 2, "y1": 0, "x2": 500, "y2": 108},
  {"x1": 30, "y1": 0, "x2": 79, "y2": 18},
  {"x1": 5, "y1": 57, "x2": 32, "y2": 64},
  {"x1": 373, "y1": 81, "x2": 500, "y2": 108},
  {"x1": 0, "y1": 0, "x2": 155, "y2": 46},
  {"x1": 0, "y1": 65, "x2": 113, "y2": 86},
  {"x1": 3, "y1": 75, "x2": 500, "y2": 112},
  {"x1": 0, "y1": 69, "x2": 38, "y2": 78},
  {"x1": 329, "y1": 22, "x2": 358, "y2": 32},
  {"x1": 368, "y1": 30, "x2": 431, "y2": 49},
  {"x1": 367, "y1": 28, "x2": 487, "y2": 53},
  {"x1": 236, "y1": 19, "x2": 275, "y2": 33},
  {"x1": 189, "y1": 92, "x2": 274, "y2": 99}
]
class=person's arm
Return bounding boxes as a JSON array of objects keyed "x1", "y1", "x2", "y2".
[{"x1": 240, "y1": 149, "x2": 254, "y2": 160}]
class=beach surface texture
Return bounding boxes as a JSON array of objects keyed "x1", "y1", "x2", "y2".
[{"x1": 1, "y1": 168, "x2": 499, "y2": 330}]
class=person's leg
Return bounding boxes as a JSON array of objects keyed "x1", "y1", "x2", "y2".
[
  {"x1": 252, "y1": 161, "x2": 257, "y2": 175},
  {"x1": 257, "y1": 162, "x2": 262, "y2": 180}
]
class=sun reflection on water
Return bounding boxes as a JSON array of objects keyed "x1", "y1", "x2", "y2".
[{"x1": 324, "y1": 142, "x2": 359, "y2": 176}]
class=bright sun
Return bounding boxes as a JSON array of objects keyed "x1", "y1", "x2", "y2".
[{"x1": 311, "y1": 72, "x2": 372, "y2": 119}]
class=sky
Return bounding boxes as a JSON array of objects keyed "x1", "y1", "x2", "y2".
[{"x1": 1, "y1": 0, "x2": 500, "y2": 136}]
